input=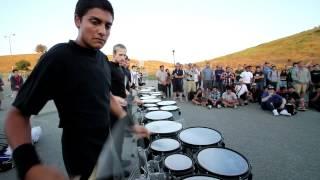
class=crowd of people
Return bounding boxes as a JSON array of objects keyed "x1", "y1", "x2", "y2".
[{"x1": 155, "y1": 61, "x2": 320, "y2": 115}]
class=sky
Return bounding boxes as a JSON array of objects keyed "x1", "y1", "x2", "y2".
[{"x1": 0, "y1": 0, "x2": 319, "y2": 63}]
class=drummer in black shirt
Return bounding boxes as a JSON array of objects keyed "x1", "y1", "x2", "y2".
[{"x1": 4, "y1": 1, "x2": 148, "y2": 180}]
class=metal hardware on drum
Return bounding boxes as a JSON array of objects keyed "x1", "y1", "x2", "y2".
[{"x1": 196, "y1": 147, "x2": 252, "y2": 180}]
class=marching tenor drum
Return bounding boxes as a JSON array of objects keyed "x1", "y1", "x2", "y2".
[
  {"x1": 146, "y1": 107, "x2": 159, "y2": 112},
  {"x1": 196, "y1": 147, "x2": 252, "y2": 180},
  {"x1": 144, "y1": 111, "x2": 173, "y2": 122},
  {"x1": 148, "y1": 138, "x2": 181, "y2": 160},
  {"x1": 160, "y1": 105, "x2": 181, "y2": 120},
  {"x1": 163, "y1": 154, "x2": 194, "y2": 177},
  {"x1": 157, "y1": 100, "x2": 176, "y2": 106},
  {"x1": 178, "y1": 127, "x2": 224, "y2": 156},
  {"x1": 145, "y1": 120, "x2": 183, "y2": 140}
]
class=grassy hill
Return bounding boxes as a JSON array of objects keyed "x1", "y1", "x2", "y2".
[
  {"x1": 0, "y1": 53, "x2": 172, "y2": 77},
  {"x1": 196, "y1": 27, "x2": 320, "y2": 67}
]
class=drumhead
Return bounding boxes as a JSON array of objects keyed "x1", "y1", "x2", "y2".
[
  {"x1": 165, "y1": 154, "x2": 193, "y2": 171},
  {"x1": 179, "y1": 127, "x2": 222, "y2": 146},
  {"x1": 140, "y1": 96, "x2": 157, "y2": 100},
  {"x1": 145, "y1": 121, "x2": 183, "y2": 134},
  {"x1": 140, "y1": 89, "x2": 152, "y2": 92},
  {"x1": 147, "y1": 107, "x2": 159, "y2": 111},
  {"x1": 182, "y1": 175, "x2": 219, "y2": 180},
  {"x1": 145, "y1": 111, "x2": 173, "y2": 120},
  {"x1": 157, "y1": 100, "x2": 176, "y2": 106},
  {"x1": 197, "y1": 148, "x2": 249, "y2": 177},
  {"x1": 143, "y1": 104, "x2": 157, "y2": 108},
  {"x1": 150, "y1": 138, "x2": 180, "y2": 152},
  {"x1": 160, "y1": 105, "x2": 179, "y2": 111},
  {"x1": 142, "y1": 99, "x2": 162, "y2": 103}
]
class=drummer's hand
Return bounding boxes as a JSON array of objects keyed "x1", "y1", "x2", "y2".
[
  {"x1": 131, "y1": 124, "x2": 150, "y2": 138},
  {"x1": 110, "y1": 95, "x2": 127, "y2": 119},
  {"x1": 133, "y1": 96, "x2": 143, "y2": 105},
  {"x1": 26, "y1": 164, "x2": 67, "y2": 180},
  {"x1": 113, "y1": 95, "x2": 128, "y2": 107}
]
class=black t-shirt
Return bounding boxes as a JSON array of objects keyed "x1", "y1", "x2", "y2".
[
  {"x1": 172, "y1": 69, "x2": 184, "y2": 82},
  {"x1": 311, "y1": 70, "x2": 320, "y2": 84},
  {"x1": 13, "y1": 40, "x2": 112, "y2": 129},
  {"x1": 109, "y1": 61, "x2": 126, "y2": 98},
  {"x1": 253, "y1": 71, "x2": 264, "y2": 82}
]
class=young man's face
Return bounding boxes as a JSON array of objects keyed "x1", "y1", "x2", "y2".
[
  {"x1": 75, "y1": 8, "x2": 113, "y2": 49},
  {"x1": 113, "y1": 48, "x2": 127, "y2": 64}
]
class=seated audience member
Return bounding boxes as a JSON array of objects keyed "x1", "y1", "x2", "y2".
[
  {"x1": 235, "y1": 80, "x2": 249, "y2": 105},
  {"x1": 192, "y1": 88, "x2": 205, "y2": 106},
  {"x1": 286, "y1": 86, "x2": 306, "y2": 111},
  {"x1": 222, "y1": 86, "x2": 239, "y2": 108},
  {"x1": 207, "y1": 86, "x2": 222, "y2": 108},
  {"x1": 261, "y1": 85, "x2": 291, "y2": 116},
  {"x1": 309, "y1": 86, "x2": 320, "y2": 111}
]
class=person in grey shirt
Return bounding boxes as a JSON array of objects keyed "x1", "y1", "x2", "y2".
[{"x1": 202, "y1": 63, "x2": 214, "y2": 95}]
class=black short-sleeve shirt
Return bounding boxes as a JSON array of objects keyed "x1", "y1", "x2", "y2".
[{"x1": 13, "y1": 40, "x2": 112, "y2": 129}]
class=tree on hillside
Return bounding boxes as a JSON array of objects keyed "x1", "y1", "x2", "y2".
[
  {"x1": 15, "y1": 60, "x2": 31, "y2": 71},
  {"x1": 35, "y1": 44, "x2": 47, "y2": 54}
]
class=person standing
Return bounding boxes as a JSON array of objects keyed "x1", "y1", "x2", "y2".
[
  {"x1": 155, "y1": 65, "x2": 168, "y2": 98},
  {"x1": 202, "y1": 63, "x2": 214, "y2": 95},
  {"x1": 165, "y1": 69, "x2": 172, "y2": 98},
  {"x1": 0, "y1": 75, "x2": 4, "y2": 110},
  {"x1": 10, "y1": 69, "x2": 24, "y2": 98},
  {"x1": 4, "y1": 1, "x2": 148, "y2": 180},
  {"x1": 172, "y1": 63, "x2": 184, "y2": 101}
]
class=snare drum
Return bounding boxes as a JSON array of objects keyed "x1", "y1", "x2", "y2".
[
  {"x1": 145, "y1": 120, "x2": 183, "y2": 140},
  {"x1": 148, "y1": 138, "x2": 181, "y2": 160},
  {"x1": 178, "y1": 127, "x2": 224, "y2": 155},
  {"x1": 145, "y1": 111, "x2": 173, "y2": 122},
  {"x1": 143, "y1": 104, "x2": 158, "y2": 108},
  {"x1": 157, "y1": 100, "x2": 176, "y2": 106},
  {"x1": 163, "y1": 154, "x2": 194, "y2": 177},
  {"x1": 160, "y1": 105, "x2": 181, "y2": 119},
  {"x1": 196, "y1": 147, "x2": 252, "y2": 180}
]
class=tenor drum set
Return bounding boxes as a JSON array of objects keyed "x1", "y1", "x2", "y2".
[{"x1": 135, "y1": 86, "x2": 252, "y2": 180}]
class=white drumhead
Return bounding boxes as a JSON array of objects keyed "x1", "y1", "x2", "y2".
[
  {"x1": 145, "y1": 111, "x2": 173, "y2": 120},
  {"x1": 145, "y1": 120, "x2": 182, "y2": 134},
  {"x1": 157, "y1": 100, "x2": 176, "y2": 106},
  {"x1": 140, "y1": 96, "x2": 157, "y2": 100},
  {"x1": 160, "y1": 105, "x2": 179, "y2": 111},
  {"x1": 143, "y1": 104, "x2": 157, "y2": 108},
  {"x1": 147, "y1": 107, "x2": 159, "y2": 111},
  {"x1": 142, "y1": 99, "x2": 162, "y2": 103}
]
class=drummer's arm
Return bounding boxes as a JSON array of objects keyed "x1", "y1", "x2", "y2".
[{"x1": 110, "y1": 94, "x2": 127, "y2": 120}]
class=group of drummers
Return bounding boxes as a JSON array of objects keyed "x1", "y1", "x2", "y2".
[{"x1": 134, "y1": 86, "x2": 253, "y2": 180}]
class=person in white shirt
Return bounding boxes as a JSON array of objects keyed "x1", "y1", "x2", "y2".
[
  {"x1": 240, "y1": 66, "x2": 253, "y2": 90},
  {"x1": 156, "y1": 65, "x2": 168, "y2": 98},
  {"x1": 235, "y1": 79, "x2": 250, "y2": 105}
]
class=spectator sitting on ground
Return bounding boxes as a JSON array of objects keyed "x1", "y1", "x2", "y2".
[
  {"x1": 309, "y1": 86, "x2": 320, "y2": 111},
  {"x1": 207, "y1": 86, "x2": 222, "y2": 108},
  {"x1": 286, "y1": 86, "x2": 307, "y2": 111},
  {"x1": 222, "y1": 86, "x2": 239, "y2": 108},
  {"x1": 235, "y1": 79, "x2": 249, "y2": 105},
  {"x1": 261, "y1": 85, "x2": 291, "y2": 116},
  {"x1": 192, "y1": 88, "x2": 206, "y2": 106}
]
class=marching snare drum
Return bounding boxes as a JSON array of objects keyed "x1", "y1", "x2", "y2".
[
  {"x1": 163, "y1": 154, "x2": 194, "y2": 177},
  {"x1": 178, "y1": 127, "x2": 224, "y2": 155},
  {"x1": 196, "y1": 147, "x2": 252, "y2": 180},
  {"x1": 143, "y1": 104, "x2": 158, "y2": 108},
  {"x1": 157, "y1": 100, "x2": 176, "y2": 106},
  {"x1": 149, "y1": 138, "x2": 181, "y2": 159},
  {"x1": 160, "y1": 105, "x2": 181, "y2": 119},
  {"x1": 145, "y1": 111, "x2": 173, "y2": 122}
]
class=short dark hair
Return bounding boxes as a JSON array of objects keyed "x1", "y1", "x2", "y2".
[
  {"x1": 75, "y1": 0, "x2": 114, "y2": 20},
  {"x1": 12, "y1": 69, "x2": 18, "y2": 73},
  {"x1": 113, "y1": 44, "x2": 126, "y2": 55}
]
